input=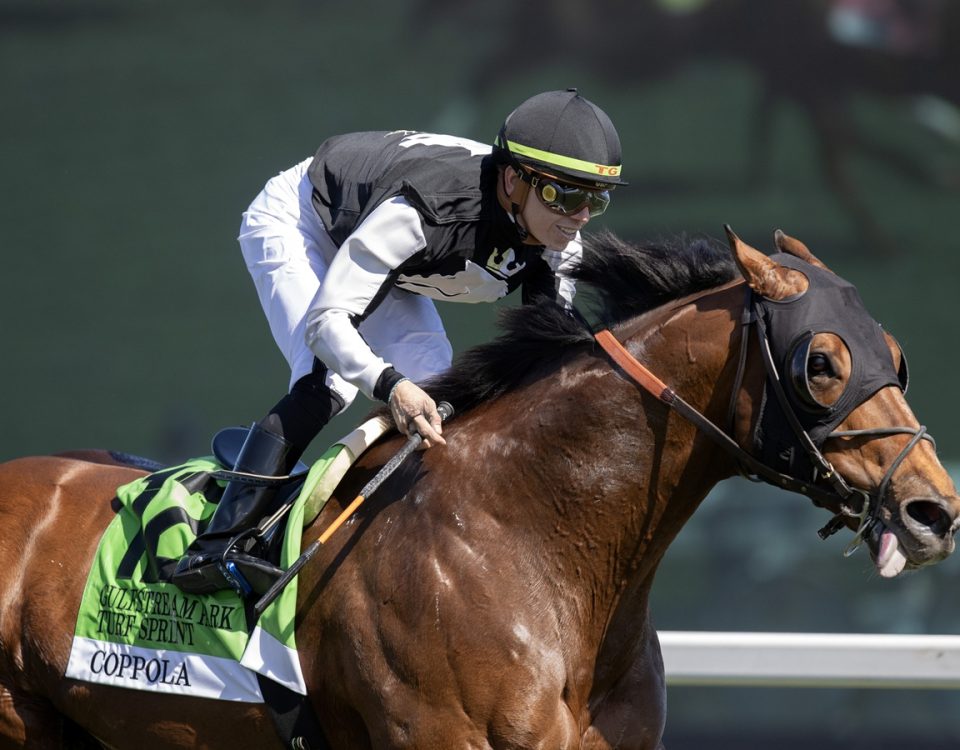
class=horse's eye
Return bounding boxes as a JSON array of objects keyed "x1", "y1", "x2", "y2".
[{"x1": 808, "y1": 353, "x2": 834, "y2": 378}]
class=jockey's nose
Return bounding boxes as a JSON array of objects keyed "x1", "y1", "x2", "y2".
[{"x1": 570, "y1": 205, "x2": 591, "y2": 223}]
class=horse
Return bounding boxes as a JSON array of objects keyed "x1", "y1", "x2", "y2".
[{"x1": 1, "y1": 228, "x2": 956, "y2": 749}]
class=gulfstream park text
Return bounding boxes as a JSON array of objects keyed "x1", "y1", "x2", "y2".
[{"x1": 96, "y1": 584, "x2": 239, "y2": 647}]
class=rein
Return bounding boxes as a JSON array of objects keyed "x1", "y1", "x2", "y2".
[
  {"x1": 593, "y1": 291, "x2": 934, "y2": 551},
  {"x1": 593, "y1": 330, "x2": 848, "y2": 508}
]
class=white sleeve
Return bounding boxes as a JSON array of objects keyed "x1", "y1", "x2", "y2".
[
  {"x1": 541, "y1": 235, "x2": 581, "y2": 310},
  {"x1": 304, "y1": 197, "x2": 427, "y2": 399}
]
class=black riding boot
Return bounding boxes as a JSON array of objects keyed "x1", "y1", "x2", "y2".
[{"x1": 171, "y1": 423, "x2": 294, "y2": 596}]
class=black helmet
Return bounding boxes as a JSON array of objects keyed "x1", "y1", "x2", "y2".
[{"x1": 495, "y1": 88, "x2": 625, "y2": 188}]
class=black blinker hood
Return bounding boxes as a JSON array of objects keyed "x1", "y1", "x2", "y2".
[{"x1": 753, "y1": 253, "x2": 904, "y2": 475}]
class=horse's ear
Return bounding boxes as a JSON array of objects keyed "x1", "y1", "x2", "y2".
[
  {"x1": 774, "y1": 229, "x2": 832, "y2": 272},
  {"x1": 725, "y1": 225, "x2": 809, "y2": 301}
]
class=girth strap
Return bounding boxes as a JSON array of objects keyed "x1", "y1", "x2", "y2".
[{"x1": 240, "y1": 596, "x2": 332, "y2": 750}]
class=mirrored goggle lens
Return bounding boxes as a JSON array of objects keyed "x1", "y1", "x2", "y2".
[{"x1": 537, "y1": 181, "x2": 610, "y2": 217}]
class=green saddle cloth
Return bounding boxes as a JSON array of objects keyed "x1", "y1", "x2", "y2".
[{"x1": 64, "y1": 445, "x2": 346, "y2": 702}]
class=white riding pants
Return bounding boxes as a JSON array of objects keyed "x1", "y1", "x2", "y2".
[{"x1": 237, "y1": 158, "x2": 453, "y2": 409}]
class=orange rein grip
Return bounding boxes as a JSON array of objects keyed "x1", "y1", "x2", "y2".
[
  {"x1": 594, "y1": 329, "x2": 675, "y2": 403},
  {"x1": 317, "y1": 494, "x2": 367, "y2": 544}
]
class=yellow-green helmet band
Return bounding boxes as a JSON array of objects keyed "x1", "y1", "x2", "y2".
[{"x1": 501, "y1": 138, "x2": 622, "y2": 180}]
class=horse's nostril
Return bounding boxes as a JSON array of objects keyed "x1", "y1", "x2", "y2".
[{"x1": 905, "y1": 500, "x2": 952, "y2": 536}]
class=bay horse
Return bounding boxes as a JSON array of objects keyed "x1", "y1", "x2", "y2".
[{"x1": 1, "y1": 228, "x2": 957, "y2": 749}]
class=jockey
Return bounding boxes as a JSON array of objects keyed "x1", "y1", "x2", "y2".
[{"x1": 172, "y1": 88, "x2": 626, "y2": 595}]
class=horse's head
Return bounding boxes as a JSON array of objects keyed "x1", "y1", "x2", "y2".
[{"x1": 727, "y1": 227, "x2": 960, "y2": 578}]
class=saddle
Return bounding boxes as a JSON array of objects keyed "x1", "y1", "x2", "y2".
[{"x1": 210, "y1": 415, "x2": 392, "y2": 580}]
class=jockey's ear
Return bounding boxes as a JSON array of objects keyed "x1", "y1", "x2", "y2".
[
  {"x1": 774, "y1": 229, "x2": 832, "y2": 272},
  {"x1": 725, "y1": 225, "x2": 809, "y2": 301}
]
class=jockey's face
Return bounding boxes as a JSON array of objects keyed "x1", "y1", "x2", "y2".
[{"x1": 503, "y1": 167, "x2": 592, "y2": 250}]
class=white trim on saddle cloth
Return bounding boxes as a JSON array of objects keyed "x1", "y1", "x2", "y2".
[
  {"x1": 240, "y1": 626, "x2": 304, "y2": 694},
  {"x1": 66, "y1": 637, "x2": 264, "y2": 702}
]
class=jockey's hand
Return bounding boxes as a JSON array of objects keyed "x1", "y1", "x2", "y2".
[{"x1": 389, "y1": 379, "x2": 446, "y2": 448}]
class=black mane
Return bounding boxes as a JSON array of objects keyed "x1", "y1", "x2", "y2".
[{"x1": 423, "y1": 230, "x2": 738, "y2": 414}]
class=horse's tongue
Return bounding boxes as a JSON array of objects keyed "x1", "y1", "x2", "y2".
[{"x1": 876, "y1": 528, "x2": 907, "y2": 578}]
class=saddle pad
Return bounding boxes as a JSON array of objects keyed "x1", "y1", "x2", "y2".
[
  {"x1": 302, "y1": 415, "x2": 391, "y2": 523},
  {"x1": 64, "y1": 417, "x2": 390, "y2": 702}
]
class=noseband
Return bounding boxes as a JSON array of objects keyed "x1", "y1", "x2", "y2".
[{"x1": 594, "y1": 286, "x2": 934, "y2": 552}]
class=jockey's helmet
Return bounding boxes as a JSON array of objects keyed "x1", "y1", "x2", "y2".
[{"x1": 495, "y1": 88, "x2": 625, "y2": 189}]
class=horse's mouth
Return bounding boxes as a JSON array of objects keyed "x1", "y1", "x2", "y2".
[
  {"x1": 866, "y1": 499, "x2": 957, "y2": 578},
  {"x1": 867, "y1": 523, "x2": 911, "y2": 578}
]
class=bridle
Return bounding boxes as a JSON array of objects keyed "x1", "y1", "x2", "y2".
[{"x1": 593, "y1": 287, "x2": 934, "y2": 553}]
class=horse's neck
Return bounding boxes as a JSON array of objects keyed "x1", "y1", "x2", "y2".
[{"x1": 509, "y1": 284, "x2": 746, "y2": 657}]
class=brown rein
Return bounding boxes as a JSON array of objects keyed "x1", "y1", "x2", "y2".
[
  {"x1": 593, "y1": 330, "x2": 844, "y2": 506},
  {"x1": 593, "y1": 326, "x2": 932, "y2": 548}
]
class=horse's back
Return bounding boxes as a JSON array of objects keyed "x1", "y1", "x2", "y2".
[
  {"x1": 0, "y1": 454, "x2": 140, "y2": 564},
  {"x1": 0, "y1": 456, "x2": 141, "y2": 683}
]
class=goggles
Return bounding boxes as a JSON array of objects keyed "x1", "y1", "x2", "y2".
[{"x1": 522, "y1": 170, "x2": 611, "y2": 217}]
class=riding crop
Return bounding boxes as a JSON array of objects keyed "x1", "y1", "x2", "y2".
[{"x1": 253, "y1": 401, "x2": 453, "y2": 618}]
